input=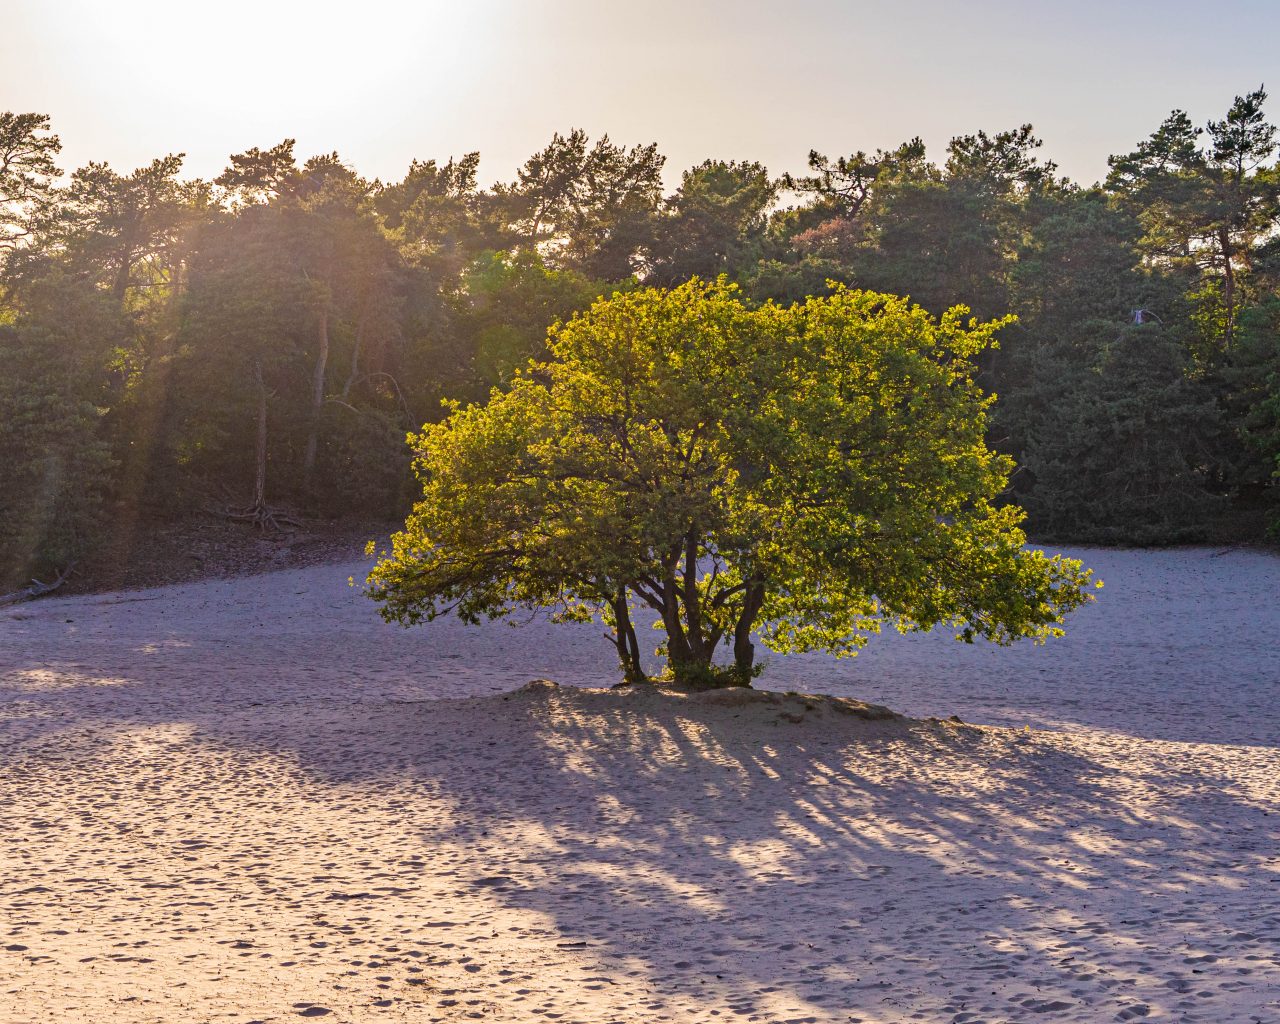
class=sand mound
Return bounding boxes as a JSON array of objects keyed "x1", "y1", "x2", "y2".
[{"x1": 507, "y1": 677, "x2": 905, "y2": 724}]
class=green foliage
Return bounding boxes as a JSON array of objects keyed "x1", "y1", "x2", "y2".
[
  {"x1": 451, "y1": 251, "x2": 615, "y2": 390},
  {"x1": 314, "y1": 404, "x2": 414, "y2": 516},
  {"x1": 376, "y1": 152, "x2": 490, "y2": 280},
  {"x1": 999, "y1": 190, "x2": 1227, "y2": 543},
  {"x1": 0, "y1": 277, "x2": 121, "y2": 582},
  {"x1": 788, "y1": 128, "x2": 1058, "y2": 324},
  {"x1": 48, "y1": 154, "x2": 207, "y2": 304},
  {"x1": 1228, "y1": 299, "x2": 1280, "y2": 525},
  {"x1": 171, "y1": 204, "x2": 312, "y2": 496},
  {"x1": 0, "y1": 112, "x2": 61, "y2": 250},
  {"x1": 738, "y1": 256, "x2": 847, "y2": 306},
  {"x1": 786, "y1": 138, "x2": 930, "y2": 220},
  {"x1": 647, "y1": 161, "x2": 778, "y2": 286},
  {"x1": 5, "y1": 97, "x2": 1280, "y2": 577},
  {"x1": 369, "y1": 281, "x2": 1093, "y2": 686},
  {"x1": 492, "y1": 129, "x2": 665, "y2": 280},
  {"x1": 1012, "y1": 323, "x2": 1225, "y2": 544},
  {"x1": 1107, "y1": 87, "x2": 1280, "y2": 352}
]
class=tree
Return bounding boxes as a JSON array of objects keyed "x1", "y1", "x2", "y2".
[
  {"x1": 786, "y1": 138, "x2": 929, "y2": 221},
  {"x1": 42, "y1": 154, "x2": 204, "y2": 306},
  {"x1": 788, "y1": 130, "x2": 1055, "y2": 326},
  {"x1": 1226, "y1": 292, "x2": 1280, "y2": 520},
  {"x1": 646, "y1": 161, "x2": 777, "y2": 287},
  {"x1": 1107, "y1": 88, "x2": 1280, "y2": 351},
  {"x1": 0, "y1": 112, "x2": 61, "y2": 252},
  {"x1": 175, "y1": 205, "x2": 312, "y2": 527},
  {"x1": 1011, "y1": 320, "x2": 1226, "y2": 543},
  {"x1": 997, "y1": 189, "x2": 1228, "y2": 543},
  {"x1": 494, "y1": 129, "x2": 664, "y2": 280},
  {"x1": 0, "y1": 274, "x2": 122, "y2": 583},
  {"x1": 214, "y1": 138, "x2": 300, "y2": 205},
  {"x1": 209, "y1": 145, "x2": 409, "y2": 502},
  {"x1": 368, "y1": 280, "x2": 1093, "y2": 687},
  {"x1": 449, "y1": 250, "x2": 611, "y2": 391},
  {"x1": 945, "y1": 124, "x2": 1060, "y2": 197},
  {"x1": 377, "y1": 152, "x2": 491, "y2": 280}
]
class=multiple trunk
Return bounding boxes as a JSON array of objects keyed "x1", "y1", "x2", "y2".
[
  {"x1": 610, "y1": 590, "x2": 644, "y2": 682},
  {"x1": 612, "y1": 527, "x2": 767, "y2": 688}
]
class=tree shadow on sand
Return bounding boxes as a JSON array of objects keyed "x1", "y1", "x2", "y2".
[
  {"x1": 2, "y1": 657, "x2": 1278, "y2": 1021},
  {"x1": 223, "y1": 683, "x2": 1280, "y2": 1023}
]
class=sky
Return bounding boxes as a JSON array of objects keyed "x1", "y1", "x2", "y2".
[{"x1": 4, "y1": 0, "x2": 1280, "y2": 191}]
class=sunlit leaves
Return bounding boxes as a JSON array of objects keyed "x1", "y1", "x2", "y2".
[{"x1": 370, "y1": 279, "x2": 1093, "y2": 685}]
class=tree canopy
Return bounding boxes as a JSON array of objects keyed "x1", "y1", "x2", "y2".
[
  {"x1": 367, "y1": 280, "x2": 1094, "y2": 687},
  {"x1": 2, "y1": 91, "x2": 1280, "y2": 588}
]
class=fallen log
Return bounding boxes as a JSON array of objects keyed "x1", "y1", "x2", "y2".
[{"x1": 0, "y1": 565, "x2": 74, "y2": 606}]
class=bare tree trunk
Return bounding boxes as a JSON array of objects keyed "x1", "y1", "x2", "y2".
[
  {"x1": 219, "y1": 359, "x2": 299, "y2": 532},
  {"x1": 0, "y1": 565, "x2": 74, "y2": 606},
  {"x1": 341, "y1": 310, "x2": 367, "y2": 401},
  {"x1": 254, "y1": 358, "x2": 268, "y2": 511},
  {"x1": 303, "y1": 303, "x2": 330, "y2": 479},
  {"x1": 1221, "y1": 228, "x2": 1236, "y2": 351}
]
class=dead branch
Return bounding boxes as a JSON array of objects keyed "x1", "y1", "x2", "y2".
[{"x1": 0, "y1": 565, "x2": 74, "y2": 606}]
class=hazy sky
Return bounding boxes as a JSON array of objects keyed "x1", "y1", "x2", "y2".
[{"x1": 5, "y1": 0, "x2": 1279, "y2": 190}]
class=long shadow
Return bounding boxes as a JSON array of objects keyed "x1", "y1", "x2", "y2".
[
  {"x1": 3, "y1": 658, "x2": 1278, "y2": 1020},
  {"x1": 5, "y1": 569, "x2": 1280, "y2": 1019},
  {"x1": 187, "y1": 686, "x2": 1279, "y2": 1022}
]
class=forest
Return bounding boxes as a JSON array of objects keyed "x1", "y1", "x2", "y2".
[{"x1": 2, "y1": 88, "x2": 1279, "y2": 588}]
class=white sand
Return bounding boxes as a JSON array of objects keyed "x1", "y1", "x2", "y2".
[{"x1": 1, "y1": 546, "x2": 1277, "y2": 1023}]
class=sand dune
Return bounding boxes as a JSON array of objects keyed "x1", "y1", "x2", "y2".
[{"x1": 1, "y1": 547, "x2": 1278, "y2": 1022}]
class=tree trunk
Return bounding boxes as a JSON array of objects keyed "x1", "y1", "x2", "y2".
[
  {"x1": 112, "y1": 256, "x2": 131, "y2": 305},
  {"x1": 341, "y1": 311, "x2": 367, "y2": 401},
  {"x1": 682, "y1": 528, "x2": 705, "y2": 662},
  {"x1": 612, "y1": 590, "x2": 644, "y2": 682},
  {"x1": 221, "y1": 360, "x2": 300, "y2": 531},
  {"x1": 1220, "y1": 228, "x2": 1236, "y2": 351},
  {"x1": 624, "y1": 611, "x2": 642, "y2": 680},
  {"x1": 303, "y1": 303, "x2": 330, "y2": 479},
  {"x1": 662, "y1": 579, "x2": 694, "y2": 664},
  {"x1": 254, "y1": 359, "x2": 269, "y2": 511},
  {"x1": 732, "y1": 577, "x2": 766, "y2": 683}
]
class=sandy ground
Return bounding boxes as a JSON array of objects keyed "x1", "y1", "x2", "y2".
[{"x1": 0, "y1": 546, "x2": 1277, "y2": 1023}]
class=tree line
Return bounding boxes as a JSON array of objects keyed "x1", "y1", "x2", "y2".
[{"x1": 2, "y1": 91, "x2": 1279, "y2": 585}]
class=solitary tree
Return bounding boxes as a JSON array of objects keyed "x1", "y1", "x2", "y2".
[{"x1": 369, "y1": 279, "x2": 1093, "y2": 688}]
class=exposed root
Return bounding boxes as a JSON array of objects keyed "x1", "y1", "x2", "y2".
[{"x1": 219, "y1": 503, "x2": 304, "y2": 533}]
